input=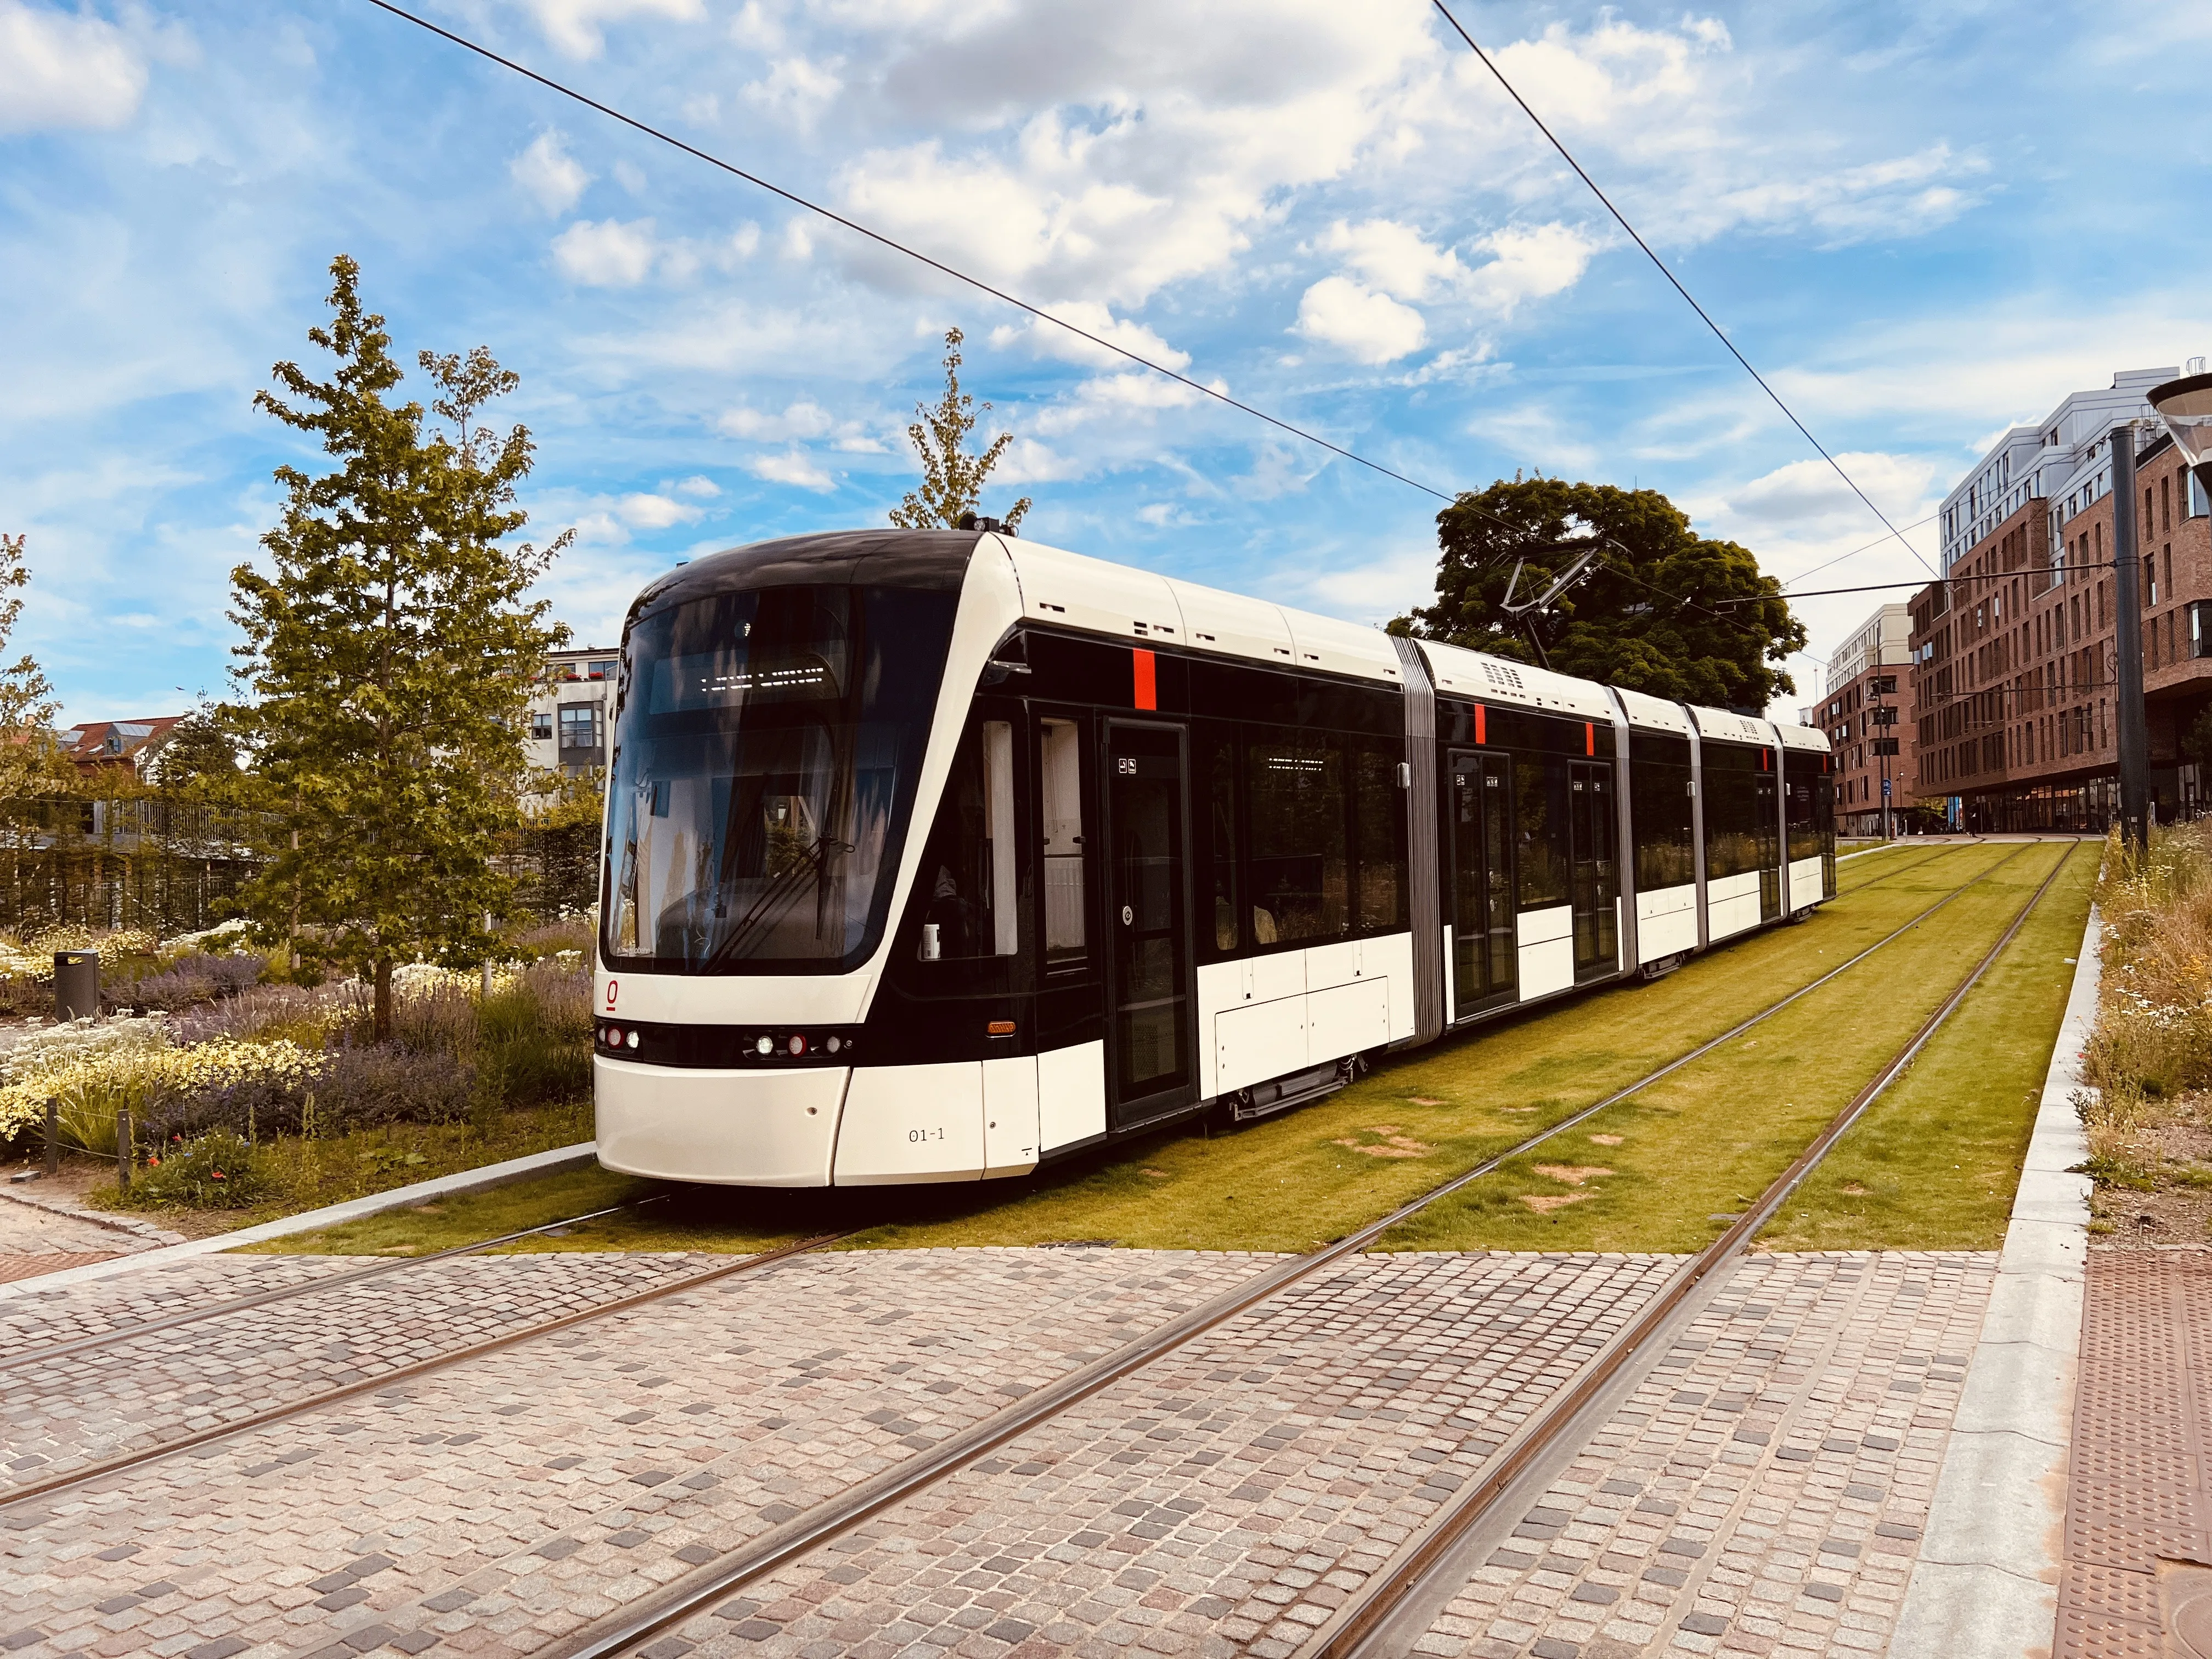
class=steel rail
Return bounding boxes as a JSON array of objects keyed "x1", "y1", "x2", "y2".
[
  {"x1": 540, "y1": 838, "x2": 2047, "y2": 1658},
  {"x1": 0, "y1": 1196, "x2": 668, "y2": 1376},
  {"x1": 1300, "y1": 838, "x2": 2081, "y2": 1659},
  {"x1": 0, "y1": 1229, "x2": 847, "y2": 1513}
]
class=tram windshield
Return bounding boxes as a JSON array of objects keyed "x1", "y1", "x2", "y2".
[{"x1": 601, "y1": 583, "x2": 958, "y2": 973}]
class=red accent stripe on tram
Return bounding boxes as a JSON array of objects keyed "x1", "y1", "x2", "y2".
[
  {"x1": 1132, "y1": 648, "x2": 1156, "y2": 710},
  {"x1": 1474, "y1": 704, "x2": 1486, "y2": 744},
  {"x1": 1584, "y1": 721, "x2": 1595, "y2": 756}
]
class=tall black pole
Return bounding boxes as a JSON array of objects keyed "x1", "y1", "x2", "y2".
[{"x1": 2111, "y1": 422, "x2": 2150, "y2": 854}]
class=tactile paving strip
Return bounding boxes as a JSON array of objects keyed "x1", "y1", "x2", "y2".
[{"x1": 2057, "y1": 1249, "x2": 2212, "y2": 1659}]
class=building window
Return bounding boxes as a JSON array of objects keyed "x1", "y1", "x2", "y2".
[
  {"x1": 558, "y1": 704, "x2": 600, "y2": 752},
  {"x1": 531, "y1": 711, "x2": 552, "y2": 741},
  {"x1": 590, "y1": 659, "x2": 619, "y2": 680},
  {"x1": 2192, "y1": 603, "x2": 2212, "y2": 661}
]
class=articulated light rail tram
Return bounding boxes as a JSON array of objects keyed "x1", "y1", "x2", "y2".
[{"x1": 590, "y1": 529, "x2": 1836, "y2": 1187}]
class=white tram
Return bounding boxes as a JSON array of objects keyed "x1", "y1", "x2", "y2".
[{"x1": 590, "y1": 528, "x2": 1836, "y2": 1187}]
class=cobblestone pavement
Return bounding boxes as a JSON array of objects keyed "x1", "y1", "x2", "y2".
[
  {"x1": 0, "y1": 1256, "x2": 361, "y2": 1355},
  {"x1": 0, "y1": 1191, "x2": 144, "y2": 1286},
  {"x1": 0, "y1": 1252, "x2": 731, "y2": 1487},
  {"x1": 1404, "y1": 1251, "x2": 1996, "y2": 1659},
  {"x1": 0, "y1": 1246, "x2": 1269, "y2": 1658},
  {"x1": 0, "y1": 1248, "x2": 2003, "y2": 1659},
  {"x1": 2055, "y1": 1246, "x2": 2212, "y2": 1659}
]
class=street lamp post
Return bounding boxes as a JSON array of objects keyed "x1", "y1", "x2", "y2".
[
  {"x1": 2111, "y1": 423, "x2": 2151, "y2": 855},
  {"x1": 2149, "y1": 367, "x2": 2212, "y2": 506}
]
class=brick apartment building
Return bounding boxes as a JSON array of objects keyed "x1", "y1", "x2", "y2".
[
  {"x1": 1812, "y1": 603, "x2": 1918, "y2": 834},
  {"x1": 1910, "y1": 364, "x2": 2212, "y2": 831}
]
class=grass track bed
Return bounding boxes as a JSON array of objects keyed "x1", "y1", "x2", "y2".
[
  {"x1": 257, "y1": 843, "x2": 2063, "y2": 1259},
  {"x1": 1758, "y1": 839, "x2": 2095, "y2": 1251}
]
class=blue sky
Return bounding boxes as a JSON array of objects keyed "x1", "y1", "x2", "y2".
[{"x1": 4, "y1": 0, "x2": 2209, "y2": 725}]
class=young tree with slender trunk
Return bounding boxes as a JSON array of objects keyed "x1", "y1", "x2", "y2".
[
  {"x1": 227, "y1": 256, "x2": 569, "y2": 1039},
  {"x1": 888, "y1": 328, "x2": 1033, "y2": 532}
]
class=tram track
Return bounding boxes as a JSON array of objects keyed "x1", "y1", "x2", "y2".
[
  {"x1": 1300, "y1": 836, "x2": 2081, "y2": 1659},
  {"x1": 0, "y1": 1196, "x2": 667, "y2": 1375},
  {"x1": 0, "y1": 842, "x2": 2045, "y2": 1545},
  {"x1": 533, "y1": 837, "x2": 2064, "y2": 1659}
]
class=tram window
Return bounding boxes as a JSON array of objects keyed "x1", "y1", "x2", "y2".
[
  {"x1": 1195, "y1": 724, "x2": 1240, "y2": 956},
  {"x1": 1702, "y1": 746, "x2": 1763, "y2": 880},
  {"x1": 1353, "y1": 744, "x2": 1407, "y2": 931},
  {"x1": 1629, "y1": 735, "x2": 1694, "y2": 891},
  {"x1": 916, "y1": 718, "x2": 1018, "y2": 961},
  {"x1": 1248, "y1": 735, "x2": 1346, "y2": 944},
  {"x1": 1514, "y1": 758, "x2": 1570, "y2": 909},
  {"x1": 1038, "y1": 717, "x2": 1086, "y2": 966}
]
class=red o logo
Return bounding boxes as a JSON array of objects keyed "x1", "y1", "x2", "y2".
[{"x1": 605, "y1": 980, "x2": 619, "y2": 1009}]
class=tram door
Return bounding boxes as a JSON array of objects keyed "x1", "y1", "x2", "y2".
[
  {"x1": 1102, "y1": 721, "x2": 1195, "y2": 1127},
  {"x1": 1756, "y1": 770, "x2": 1781, "y2": 921},
  {"x1": 1449, "y1": 752, "x2": 1516, "y2": 1017},
  {"x1": 1568, "y1": 762, "x2": 1619, "y2": 977}
]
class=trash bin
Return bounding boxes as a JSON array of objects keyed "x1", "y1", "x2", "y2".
[{"x1": 54, "y1": 950, "x2": 98, "y2": 1022}]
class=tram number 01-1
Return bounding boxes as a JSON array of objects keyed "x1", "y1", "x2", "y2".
[{"x1": 907, "y1": 1127, "x2": 946, "y2": 1144}]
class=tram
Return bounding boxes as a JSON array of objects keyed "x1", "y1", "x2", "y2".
[{"x1": 590, "y1": 527, "x2": 1836, "y2": 1187}]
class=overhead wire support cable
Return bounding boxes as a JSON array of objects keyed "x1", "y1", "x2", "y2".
[
  {"x1": 357, "y1": 0, "x2": 1455, "y2": 506},
  {"x1": 1428, "y1": 0, "x2": 1934, "y2": 578}
]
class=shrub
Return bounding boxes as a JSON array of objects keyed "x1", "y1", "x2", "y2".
[
  {"x1": 128, "y1": 1130, "x2": 275, "y2": 1210},
  {"x1": 126, "y1": 952, "x2": 266, "y2": 1012}
]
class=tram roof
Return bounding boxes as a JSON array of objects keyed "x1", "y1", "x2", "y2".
[{"x1": 630, "y1": 528, "x2": 1823, "y2": 746}]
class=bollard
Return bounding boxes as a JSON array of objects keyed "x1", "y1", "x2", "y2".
[
  {"x1": 116, "y1": 1108, "x2": 131, "y2": 1193},
  {"x1": 44, "y1": 1100, "x2": 58, "y2": 1177},
  {"x1": 54, "y1": 950, "x2": 99, "y2": 1022}
]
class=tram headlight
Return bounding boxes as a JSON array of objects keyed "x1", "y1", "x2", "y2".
[
  {"x1": 625, "y1": 1030, "x2": 639, "y2": 1049},
  {"x1": 787, "y1": 1033, "x2": 807, "y2": 1056},
  {"x1": 755, "y1": 1035, "x2": 774, "y2": 1056}
]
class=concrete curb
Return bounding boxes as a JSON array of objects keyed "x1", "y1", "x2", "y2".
[
  {"x1": 0, "y1": 1139, "x2": 600, "y2": 1301},
  {"x1": 1888, "y1": 901, "x2": 2098, "y2": 1659}
]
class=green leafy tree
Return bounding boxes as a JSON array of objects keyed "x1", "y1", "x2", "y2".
[
  {"x1": 1394, "y1": 477, "x2": 1806, "y2": 710},
  {"x1": 888, "y1": 327, "x2": 1032, "y2": 533},
  {"x1": 227, "y1": 255, "x2": 570, "y2": 1037},
  {"x1": 0, "y1": 534, "x2": 66, "y2": 803}
]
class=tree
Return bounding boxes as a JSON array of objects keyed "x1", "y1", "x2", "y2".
[
  {"x1": 0, "y1": 534, "x2": 66, "y2": 803},
  {"x1": 888, "y1": 327, "x2": 1032, "y2": 533},
  {"x1": 227, "y1": 255, "x2": 570, "y2": 1037},
  {"x1": 1393, "y1": 476, "x2": 1807, "y2": 711}
]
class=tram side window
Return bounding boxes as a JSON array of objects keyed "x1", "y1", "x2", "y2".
[
  {"x1": 1195, "y1": 724, "x2": 1240, "y2": 957},
  {"x1": 1514, "y1": 756, "x2": 1570, "y2": 910},
  {"x1": 916, "y1": 719, "x2": 1019, "y2": 960},
  {"x1": 1248, "y1": 734, "x2": 1346, "y2": 944},
  {"x1": 1038, "y1": 717, "x2": 1086, "y2": 966},
  {"x1": 1629, "y1": 733, "x2": 1695, "y2": 891},
  {"x1": 1786, "y1": 774, "x2": 1821, "y2": 864},
  {"x1": 1702, "y1": 746, "x2": 1762, "y2": 881},
  {"x1": 1353, "y1": 743, "x2": 1407, "y2": 931}
]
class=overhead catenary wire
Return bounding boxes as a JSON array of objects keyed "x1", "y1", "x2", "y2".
[
  {"x1": 356, "y1": 0, "x2": 1748, "y2": 625},
  {"x1": 357, "y1": 0, "x2": 1458, "y2": 507},
  {"x1": 1428, "y1": 0, "x2": 1935, "y2": 580}
]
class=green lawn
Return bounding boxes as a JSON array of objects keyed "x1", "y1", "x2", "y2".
[
  {"x1": 1757, "y1": 839, "x2": 2094, "y2": 1251},
  {"x1": 257, "y1": 842, "x2": 2063, "y2": 1260}
]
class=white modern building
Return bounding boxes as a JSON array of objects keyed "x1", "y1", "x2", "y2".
[
  {"x1": 1939, "y1": 361, "x2": 2210, "y2": 576},
  {"x1": 1823, "y1": 603, "x2": 1912, "y2": 697},
  {"x1": 526, "y1": 645, "x2": 622, "y2": 783}
]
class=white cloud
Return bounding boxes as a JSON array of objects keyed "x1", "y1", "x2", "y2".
[
  {"x1": 510, "y1": 130, "x2": 590, "y2": 216},
  {"x1": 717, "y1": 399, "x2": 834, "y2": 441},
  {"x1": 1030, "y1": 370, "x2": 1212, "y2": 437},
  {"x1": 1318, "y1": 218, "x2": 1468, "y2": 303},
  {"x1": 743, "y1": 55, "x2": 843, "y2": 131},
  {"x1": 616, "y1": 492, "x2": 702, "y2": 529},
  {"x1": 1293, "y1": 275, "x2": 1427, "y2": 364},
  {"x1": 992, "y1": 438, "x2": 1082, "y2": 484},
  {"x1": 551, "y1": 218, "x2": 659, "y2": 286},
  {"x1": 672, "y1": 476, "x2": 720, "y2": 498},
  {"x1": 1719, "y1": 452, "x2": 1938, "y2": 529},
  {"x1": 746, "y1": 450, "x2": 837, "y2": 490},
  {"x1": 1295, "y1": 545, "x2": 1437, "y2": 624},
  {"x1": 1462, "y1": 224, "x2": 1601, "y2": 317},
  {"x1": 519, "y1": 0, "x2": 704, "y2": 60},
  {"x1": 990, "y1": 302, "x2": 1190, "y2": 373},
  {"x1": 0, "y1": 1, "x2": 148, "y2": 132}
]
